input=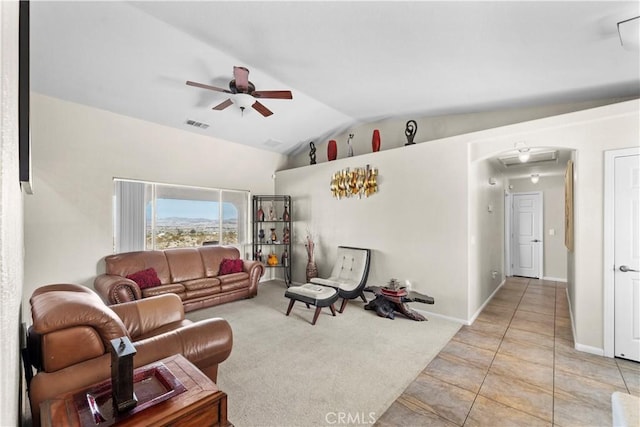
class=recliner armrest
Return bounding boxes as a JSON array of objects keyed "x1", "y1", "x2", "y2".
[
  {"x1": 94, "y1": 274, "x2": 142, "y2": 304},
  {"x1": 110, "y1": 294, "x2": 186, "y2": 339},
  {"x1": 132, "y1": 318, "x2": 233, "y2": 375}
]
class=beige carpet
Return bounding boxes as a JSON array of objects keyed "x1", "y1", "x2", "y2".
[{"x1": 186, "y1": 280, "x2": 461, "y2": 427}]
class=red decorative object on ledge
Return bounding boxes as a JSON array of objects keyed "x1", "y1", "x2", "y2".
[
  {"x1": 327, "y1": 140, "x2": 337, "y2": 161},
  {"x1": 372, "y1": 129, "x2": 381, "y2": 152}
]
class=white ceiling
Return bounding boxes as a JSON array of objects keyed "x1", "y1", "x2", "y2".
[{"x1": 30, "y1": 1, "x2": 639, "y2": 155}]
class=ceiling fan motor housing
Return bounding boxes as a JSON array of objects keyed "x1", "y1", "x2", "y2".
[{"x1": 229, "y1": 80, "x2": 256, "y2": 95}]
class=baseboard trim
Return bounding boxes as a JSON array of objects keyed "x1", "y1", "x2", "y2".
[
  {"x1": 574, "y1": 343, "x2": 605, "y2": 356},
  {"x1": 413, "y1": 307, "x2": 468, "y2": 326},
  {"x1": 543, "y1": 276, "x2": 567, "y2": 282},
  {"x1": 467, "y1": 279, "x2": 506, "y2": 325},
  {"x1": 564, "y1": 288, "x2": 605, "y2": 357}
]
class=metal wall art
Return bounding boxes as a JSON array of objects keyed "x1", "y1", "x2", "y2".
[{"x1": 330, "y1": 165, "x2": 378, "y2": 199}]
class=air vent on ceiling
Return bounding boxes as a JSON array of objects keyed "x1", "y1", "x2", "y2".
[
  {"x1": 498, "y1": 150, "x2": 558, "y2": 167},
  {"x1": 185, "y1": 119, "x2": 209, "y2": 129}
]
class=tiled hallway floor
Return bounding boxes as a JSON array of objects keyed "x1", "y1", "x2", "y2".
[{"x1": 376, "y1": 277, "x2": 640, "y2": 426}]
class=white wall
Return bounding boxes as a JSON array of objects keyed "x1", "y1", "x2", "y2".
[
  {"x1": 0, "y1": 1, "x2": 24, "y2": 425},
  {"x1": 277, "y1": 135, "x2": 471, "y2": 322},
  {"x1": 509, "y1": 175, "x2": 567, "y2": 281},
  {"x1": 468, "y1": 160, "x2": 505, "y2": 319},
  {"x1": 23, "y1": 94, "x2": 286, "y2": 313}
]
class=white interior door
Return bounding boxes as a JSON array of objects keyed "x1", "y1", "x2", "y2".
[
  {"x1": 511, "y1": 192, "x2": 543, "y2": 278},
  {"x1": 614, "y1": 153, "x2": 640, "y2": 362}
]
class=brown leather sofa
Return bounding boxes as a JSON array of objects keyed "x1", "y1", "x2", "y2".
[
  {"x1": 94, "y1": 245, "x2": 264, "y2": 312},
  {"x1": 25, "y1": 283, "x2": 233, "y2": 426}
]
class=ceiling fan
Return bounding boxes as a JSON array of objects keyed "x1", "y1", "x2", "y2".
[{"x1": 186, "y1": 66, "x2": 293, "y2": 117}]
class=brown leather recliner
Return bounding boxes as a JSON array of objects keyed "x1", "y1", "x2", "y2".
[{"x1": 25, "y1": 283, "x2": 233, "y2": 426}]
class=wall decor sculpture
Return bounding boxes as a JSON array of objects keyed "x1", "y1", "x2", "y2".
[
  {"x1": 346, "y1": 133, "x2": 354, "y2": 157},
  {"x1": 309, "y1": 141, "x2": 316, "y2": 165},
  {"x1": 405, "y1": 120, "x2": 417, "y2": 145},
  {"x1": 330, "y1": 165, "x2": 378, "y2": 199}
]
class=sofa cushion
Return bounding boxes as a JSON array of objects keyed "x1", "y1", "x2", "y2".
[
  {"x1": 199, "y1": 246, "x2": 241, "y2": 277},
  {"x1": 126, "y1": 268, "x2": 161, "y2": 289},
  {"x1": 141, "y1": 283, "x2": 186, "y2": 299},
  {"x1": 105, "y1": 251, "x2": 171, "y2": 285},
  {"x1": 183, "y1": 277, "x2": 221, "y2": 291},
  {"x1": 219, "y1": 258, "x2": 243, "y2": 275},
  {"x1": 218, "y1": 272, "x2": 250, "y2": 292},
  {"x1": 185, "y1": 287, "x2": 223, "y2": 300},
  {"x1": 165, "y1": 248, "x2": 206, "y2": 282}
]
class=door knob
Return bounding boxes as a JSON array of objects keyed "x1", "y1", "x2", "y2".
[
  {"x1": 619, "y1": 265, "x2": 639, "y2": 273},
  {"x1": 531, "y1": 239, "x2": 541, "y2": 243}
]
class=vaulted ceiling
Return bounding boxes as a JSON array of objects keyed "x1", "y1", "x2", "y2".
[{"x1": 30, "y1": 1, "x2": 639, "y2": 155}]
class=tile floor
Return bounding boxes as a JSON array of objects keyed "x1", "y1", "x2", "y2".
[{"x1": 376, "y1": 277, "x2": 640, "y2": 426}]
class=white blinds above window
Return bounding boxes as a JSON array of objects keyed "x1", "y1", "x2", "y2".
[{"x1": 114, "y1": 180, "x2": 146, "y2": 253}]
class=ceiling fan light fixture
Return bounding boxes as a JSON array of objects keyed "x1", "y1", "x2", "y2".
[
  {"x1": 518, "y1": 147, "x2": 531, "y2": 163},
  {"x1": 233, "y1": 93, "x2": 255, "y2": 115}
]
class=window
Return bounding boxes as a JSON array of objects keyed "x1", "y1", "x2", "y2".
[{"x1": 114, "y1": 179, "x2": 249, "y2": 252}]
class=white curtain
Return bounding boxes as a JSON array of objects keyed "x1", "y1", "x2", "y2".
[{"x1": 114, "y1": 180, "x2": 146, "y2": 253}]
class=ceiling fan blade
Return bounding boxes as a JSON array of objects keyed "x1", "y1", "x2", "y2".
[
  {"x1": 186, "y1": 80, "x2": 230, "y2": 94},
  {"x1": 252, "y1": 101, "x2": 273, "y2": 117},
  {"x1": 233, "y1": 66, "x2": 250, "y2": 92},
  {"x1": 252, "y1": 90, "x2": 293, "y2": 100},
  {"x1": 213, "y1": 98, "x2": 233, "y2": 110}
]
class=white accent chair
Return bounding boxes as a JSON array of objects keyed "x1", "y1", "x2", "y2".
[{"x1": 309, "y1": 246, "x2": 371, "y2": 313}]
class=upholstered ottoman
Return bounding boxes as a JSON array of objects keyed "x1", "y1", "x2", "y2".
[{"x1": 284, "y1": 284, "x2": 339, "y2": 325}]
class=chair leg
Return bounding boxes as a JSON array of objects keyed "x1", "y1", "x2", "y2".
[
  {"x1": 305, "y1": 303, "x2": 310, "y2": 309},
  {"x1": 286, "y1": 299, "x2": 295, "y2": 316},
  {"x1": 338, "y1": 298, "x2": 349, "y2": 313},
  {"x1": 311, "y1": 306, "x2": 322, "y2": 325},
  {"x1": 360, "y1": 292, "x2": 368, "y2": 303},
  {"x1": 329, "y1": 304, "x2": 337, "y2": 316}
]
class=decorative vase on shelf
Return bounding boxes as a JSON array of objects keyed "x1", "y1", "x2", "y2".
[
  {"x1": 327, "y1": 140, "x2": 337, "y2": 161},
  {"x1": 257, "y1": 204, "x2": 264, "y2": 222},
  {"x1": 372, "y1": 129, "x2": 381, "y2": 152},
  {"x1": 281, "y1": 247, "x2": 289, "y2": 267},
  {"x1": 282, "y1": 205, "x2": 290, "y2": 222},
  {"x1": 270, "y1": 228, "x2": 277, "y2": 243},
  {"x1": 258, "y1": 228, "x2": 265, "y2": 243},
  {"x1": 282, "y1": 226, "x2": 290, "y2": 243},
  {"x1": 267, "y1": 253, "x2": 278, "y2": 266}
]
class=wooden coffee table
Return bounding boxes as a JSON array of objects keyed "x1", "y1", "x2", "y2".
[
  {"x1": 364, "y1": 286, "x2": 435, "y2": 321},
  {"x1": 40, "y1": 354, "x2": 231, "y2": 427}
]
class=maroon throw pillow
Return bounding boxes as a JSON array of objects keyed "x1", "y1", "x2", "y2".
[
  {"x1": 219, "y1": 258, "x2": 243, "y2": 275},
  {"x1": 126, "y1": 268, "x2": 161, "y2": 289}
]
